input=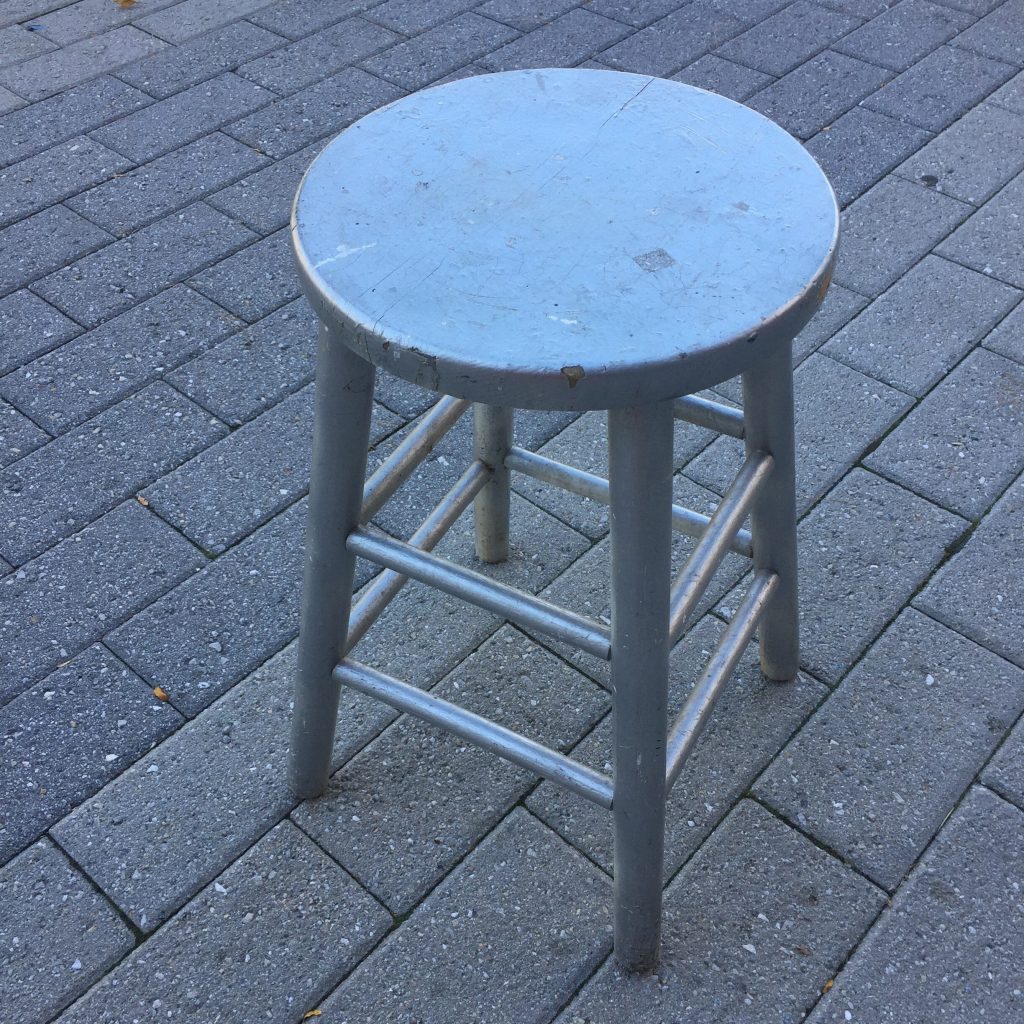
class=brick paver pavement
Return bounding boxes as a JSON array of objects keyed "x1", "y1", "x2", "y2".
[{"x1": 1, "y1": 1, "x2": 1022, "y2": 1021}]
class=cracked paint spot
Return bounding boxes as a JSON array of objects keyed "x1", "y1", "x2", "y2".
[
  {"x1": 634, "y1": 248, "x2": 675, "y2": 272},
  {"x1": 561, "y1": 364, "x2": 585, "y2": 388}
]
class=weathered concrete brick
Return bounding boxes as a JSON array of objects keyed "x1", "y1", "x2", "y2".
[
  {"x1": 0, "y1": 501, "x2": 204, "y2": 707},
  {"x1": 756, "y1": 609, "x2": 1024, "y2": 890},
  {"x1": 832, "y1": 175, "x2": 971, "y2": 296},
  {"x1": 0, "y1": 23, "x2": 55, "y2": 67},
  {"x1": 239, "y1": 15, "x2": 399, "y2": 94},
  {"x1": 866, "y1": 348, "x2": 1024, "y2": 517},
  {"x1": 806, "y1": 786, "x2": 1024, "y2": 1024},
  {"x1": 477, "y1": 0, "x2": 581, "y2": 32},
  {"x1": 0, "y1": 840, "x2": 133, "y2": 1023},
  {"x1": 936, "y1": 169, "x2": 1024, "y2": 287},
  {"x1": 91, "y1": 72, "x2": 274, "y2": 163},
  {"x1": 528, "y1": 615, "x2": 825, "y2": 877},
  {"x1": 0, "y1": 399, "x2": 48, "y2": 469},
  {"x1": 248, "y1": 0, "x2": 379, "y2": 39},
  {"x1": 557, "y1": 800, "x2": 885, "y2": 1024},
  {"x1": 32, "y1": 202, "x2": 256, "y2": 328},
  {"x1": 864, "y1": 43, "x2": 1015, "y2": 132},
  {"x1": 0, "y1": 643, "x2": 182, "y2": 866},
  {"x1": 0, "y1": 285, "x2": 242, "y2": 433},
  {"x1": 0, "y1": 290, "x2": 79, "y2": 376},
  {"x1": 66, "y1": 132, "x2": 268, "y2": 236},
  {"x1": 480, "y1": 9, "x2": 631, "y2": 71},
  {"x1": 0, "y1": 85, "x2": 22, "y2": 115},
  {"x1": 0, "y1": 205, "x2": 112, "y2": 298},
  {"x1": 989, "y1": 66, "x2": 1024, "y2": 113},
  {"x1": 136, "y1": 0, "x2": 280, "y2": 44},
  {"x1": 983, "y1": 715, "x2": 1024, "y2": 809},
  {"x1": 983, "y1": 299, "x2": 1024, "y2": 364},
  {"x1": 30, "y1": 0, "x2": 181, "y2": 45},
  {"x1": 319, "y1": 809, "x2": 612, "y2": 1024},
  {"x1": 295, "y1": 626, "x2": 608, "y2": 913},
  {"x1": 52, "y1": 642, "x2": 392, "y2": 933},
  {"x1": 822, "y1": 254, "x2": 1021, "y2": 395},
  {"x1": 950, "y1": 0, "x2": 1024, "y2": 66},
  {"x1": 673, "y1": 53, "x2": 773, "y2": 101},
  {"x1": 0, "y1": 26, "x2": 165, "y2": 101},
  {"x1": 116, "y1": 19, "x2": 286, "y2": 98},
  {"x1": 0, "y1": 0, "x2": 72, "y2": 27},
  {"x1": 915, "y1": 470, "x2": 1024, "y2": 668},
  {"x1": 589, "y1": 0, "x2": 698, "y2": 28},
  {"x1": 370, "y1": 0, "x2": 482, "y2": 33},
  {"x1": 0, "y1": 383, "x2": 226, "y2": 564},
  {"x1": 225, "y1": 67, "x2": 403, "y2": 158},
  {"x1": 897, "y1": 101, "x2": 1024, "y2": 204},
  {"x1": 748, "y1": 49, "x2": 891, "y2": 139}
]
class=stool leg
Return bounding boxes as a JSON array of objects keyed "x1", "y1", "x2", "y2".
[
  {"x1": 609, "y1": 401, "x2": 673, "y2": 973},
  {"x1": 742, "y1": 343, "x2": 799, "y2": 681},
  {"x1": 473, "y1": 404, "x2": 513, "y2": 563},
  {"x1": 290, "y1": 326, "x2": 376, "y2": 799}
]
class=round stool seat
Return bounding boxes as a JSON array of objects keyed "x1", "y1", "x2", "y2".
[{"x1": 292, "y1": 68, "x2": 838, "y2": 411}]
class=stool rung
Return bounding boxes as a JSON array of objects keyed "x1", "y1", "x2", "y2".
[
  {"x1": 362, "y1": 396, "x2": 471, "y2": 521},
  {"x1": 669, "y1": 451, "x2": 774, "y2": 646},
  {"x1": 665, "y1": 570, "x2": 778, "y2": 790},
  {"x1": 347, "y1": 460, "x2": 490, "y2": 652},
  {"x1": 346, "y1": 527, "x2": 612, "y2": 660},
  {"x1": 505, "y1": 446, "x2": 753, "y2": 557},
  {"x1": 334, "y1": 659, "x2": 614, "y2": 808},
  {"x1": 673, "y1": 394, "x2": 745, "y2": 439}
]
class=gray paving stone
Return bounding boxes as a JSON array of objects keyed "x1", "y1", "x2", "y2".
[
  {"x1": 897, "y1": 101, "x2": 1024, "y2": 204},
  {"x1": 989, "y1": 66, "x2": 1024, "y2": 112},
  {"x1": 65, "y1": 132, "x2": 268, "y2": 236},
  {"x1": 832, "y1": 175, "x2": 972, "y2": 296},
  {"x1": 238, "y1": 16, "x2": 398, "y2": 94},
  {"x1": 805, "y1": 107, "x2": 933, "y2": 208},
  {"x1": 0, "y1": 643, "x2": 182, "y2": 866},
  {"x1": 936, "y1": 169, "x2": 1024, "y2": 287},
  {"x1": 0, "y1": 839, "x2": 133, "y2": 1024},
  {"x1": 52, "y1": 641, "x2": 392, "y2": 932},
  {"x1": 0, "y1": 204, "x2": 112, "y2": 298},
  {"x1": 915, "y1": 470, "x2": 1024, "y2": 668},
  {"x1": 0, "y1": 136, "x2": 130, "y2": 231},
  {"x1": 369, "y1": 0, "x2": 483, "y2": 33},
  {"x1": 90, "y1": 72, "x2": 274, "y2": 163},
  {"x1": 116, "y1": 19, "x2": 286, "y2": 99},
  {"x1": 688, "y1": 354, "x2": 912, "y2": 512},
  {"x1": 806, "y1": 786, "x2": 1024, "y2": 1024},
  {"x1": 746, "y1": 469, "x2": 966, "y2": 686},
  {"x1": 983, "y1": 298, "x2": 1024, "y2": 363},
  {"x1": 32, "y1": 201, "x2": 256, "y2": 328},
  {"x1": 0, "y1": 398, "x2": 48, "y2": 469},
  {"x1": 983, "y1": 715, "x2": 1024, "y2": 809},
  {"x1": 206, "y1": 140, "x2": 323, "y2": 234},
  {"x1": 0, "y1": 285, "x2": 242, "y2": 433},
  {"x1": 319, "y1": 808, "x2": 612, "y2": 1024},
  {"x1": 188, "y1": 227, "x2": 298, "y2": 322},
  {"x1": 951, "y1": 0, "x2": 1024, "y2": 66},
  {"x1": 167, "y1": 298, "x2": 317, "y2": 425},
  {"x1": 0, "y1": 290, "x2": 79, "y2": 375},
  {"x1": 835, "y1": 0, "x2": 973, "y2": 71},
  {"x1": 0, "y1": 25, "x2": 165, "y2": 101},
  {"x1": 479, "y1": 9, "x2": 631, "y2": 71},
  {"x1": 248, "y1": 0, "x2": 381, "y2": 39},
  {"x1": 58, "y1": 820, "x2": 391, "y2": 1024},
  {"x1": 928, "y1": 0, "x2": 1002, "y2": 12},
  {"x1": 0, "y1": 501, "x2": 204, "y2": 706},
  {"x1": 136, "y1": 0, "x2": 280, "y2": 44},
  {"x1": 588, "y1": 0, "x2": 698, "y2": 28},
  {"x1": 748, "y1": 49, "x2": 891, "y2": 140},
  {"x1": 716, "y1": 1, "x2": 862, "y2": 77},
  {"x1": 822, "y1": 254, "x2": 1022, "y2": 395},
  {"x1": 225, "y1": 66, "x2": 403, "y2": 159},
  {"x1": 556, "y1": 800, "x2": 885, "y2": 1024},
  {"x1": 296, "y1": 626, "x2": 608, "y2": 913},
  {"x1": 599, "y1": 1, "x2": 746, "y2": 75},
  {"x1": 0, "y1": 75, "x2": 150, "y2": 169},
  {"x1": 863, "y1": 43, "x2": 1015, "y2": 132},
  {"x1": 672, "y1": 53, "x2": 774, "y2": 101},
  {"x1": 528, "y1": 614, "x2": 825, "y2": 878},
  {"x1": 477, "y1": 0, "x2": 581, "y2": 32},
  {"x1": 0, "y1": 84, "x2": 22, "y2": 115},
  {"x1": 0, "y1": 23, "x2": 55, "y2": 67},
  {"x1": 866, "y1": 348, "x2": 1024, "y2": 517},
  {"x1": 30, "y1": 0, "x2": 183, "y2": 46},
  {"x1": 363, "y1": 13, "x2": 519, "y2": 91},
  {"x1": 756, "y1": 609, "x2": 1024, "y2": 890},
  {"x1": 0, "y1": 383, "x2": 226, "y2": 564},
  {"x1": 0, "y1": 0, "x2": 71, "y2": 26}
]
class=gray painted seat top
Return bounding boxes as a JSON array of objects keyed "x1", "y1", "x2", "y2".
[{"x1": 292, "y1": 69, "x2": 839, "y2": 410}]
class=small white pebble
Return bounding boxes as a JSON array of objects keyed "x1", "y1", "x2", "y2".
[
  {"x1": 214, "y1": 882, "x2": 227, "y2": 895},
  {"x1": 70, "y1": 960, "x2": 82, "y2": 971},
  {"x1": 742, "y1": 943, "x2": 756, "y2": 954},
  {"x1": 104, "y1": 754, "x2": 118, "y2": 762}
]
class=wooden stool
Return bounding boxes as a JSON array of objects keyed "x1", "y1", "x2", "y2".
[{"x1": 289, "y1": 68, "x2": 838, "y2": 972}]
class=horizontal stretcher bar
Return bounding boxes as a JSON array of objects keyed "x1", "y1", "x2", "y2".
[
  {"x1": 666, "y1": 570, "x2": 778, "y2": 790},
  {"x1": 346, "y1": 460, "x2": 490, "y2": 653},
  {"x1": 361, "y1": 396, "x2": 471, "y2": 522},
  {"x1": 505, "y1": 447, "x2": 753, "y2": 558},
  {"x1": 346, "y1": 527, "x2": 612, "y2": 660},
  {"x1": 673, "y1": 394, "x2": 745, "y2": 439},
  {"x1": 669, "y1": 450, "x2": 774, "y2": 646},
  {"x1": 334, "y1": 659, "x2": 614, "y2": 808}
]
